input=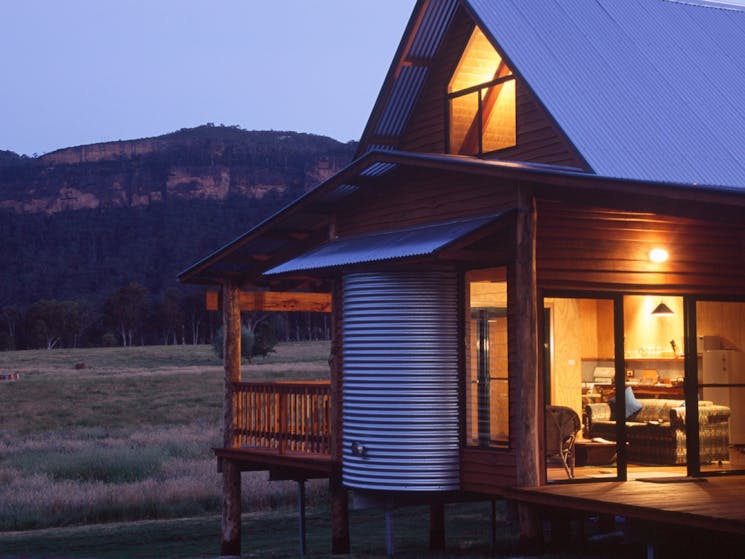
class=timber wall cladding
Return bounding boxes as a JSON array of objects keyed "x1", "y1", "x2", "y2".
[
  {"x1": 460, "y1": 448, "x2": 518, "y2": 493},
  {"x1": 335, "y1": 167, "x2": 517, "y2": 237},
  {"x1": 536, "y1": 201, "x2": 745, "y2": 294},
  {"x1": 399, "y1": 7, "x2": 587, "y2": 169}
]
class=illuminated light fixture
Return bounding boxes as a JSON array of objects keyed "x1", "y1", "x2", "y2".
[
  {"x1": 649, "y1": 248, "x2": 669, "y2": 263},
  {"x1": 651, "y1": 300, "x2": 675, "y2": 316}
]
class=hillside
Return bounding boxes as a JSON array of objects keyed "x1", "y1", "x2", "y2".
[{"x1": 0, "y1": 125, "x2": 356, "y2": 310}]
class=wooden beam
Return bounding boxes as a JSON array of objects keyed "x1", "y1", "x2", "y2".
[{"x1": 206, "y1": 290, "x2": 332, "y2": 313}]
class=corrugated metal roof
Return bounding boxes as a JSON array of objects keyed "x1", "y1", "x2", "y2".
[
  {"x1": 375, "y1": 65, "x2": 429, "y2": 138},
  {"x1": 466, "y1": 0, "x2": 745, "y2": 189},
  {"x1": 265, "y1": 213, "x2": 502, "y2": 275},
  {"x1": 408, "y1": 0, "x2": 460, "y2": 59}
]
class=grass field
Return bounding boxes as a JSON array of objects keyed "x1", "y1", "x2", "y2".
[
  {"x1": 0, "y1": 342, "x2": 630, "y2": 558},
  {"x1": 0, "y1": 342, "x2": 331, "y2": 534}
]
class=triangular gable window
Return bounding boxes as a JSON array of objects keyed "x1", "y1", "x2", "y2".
[{"x1": 447, "y1": 26, "x2": 516, "y2": 155}]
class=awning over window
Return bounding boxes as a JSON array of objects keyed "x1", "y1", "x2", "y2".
[{"x1": 265, "y1": 213, "x2": 504, "y2": 275}]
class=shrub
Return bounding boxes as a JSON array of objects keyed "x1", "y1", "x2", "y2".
[{"x1": 212, "y1": 326, "x2": 253, "y2": 360}]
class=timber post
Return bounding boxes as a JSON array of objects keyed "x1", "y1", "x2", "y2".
[
  {"x1": 329, "y1": 279, "x2": 350, "y2": 554},
  {"x1": 513, "y1": 187, "x2": 543, "y2": 548},
  {"x1": 429, "y1": 502, "x2": 446, "y2": 551},
  {"x1": 221, "y1": 279, "x2": 242, "y2": 556}
]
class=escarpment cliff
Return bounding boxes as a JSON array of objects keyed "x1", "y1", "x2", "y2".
[
  {"x1": 0, "y1": 125, "x2": 354, "y2": 215},
  {"x1": 0, "y1": 125, "x2": 355, "y2": 307}
]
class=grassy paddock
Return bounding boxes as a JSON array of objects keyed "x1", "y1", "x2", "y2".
[
  {"x1": 0, "y1": 502, "x2": 528, "y2": 559},
  {"x1": 0, "y1": 342, "x2": 330, "y2": 531}
]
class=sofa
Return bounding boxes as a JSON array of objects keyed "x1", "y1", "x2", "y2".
[{"x1": 585, "y1": 395, "x2": 730, "y2": 465}]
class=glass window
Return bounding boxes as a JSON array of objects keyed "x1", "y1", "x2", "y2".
[
  {"x1": 466, "y1": 267, "x2": 509, "y2": 448},
  {"x1": 447, "y1": 26, "x2": 516, "y2": 155},
  {"x1": 697, "y1": 301, "x2": 745, "y2": 473}
]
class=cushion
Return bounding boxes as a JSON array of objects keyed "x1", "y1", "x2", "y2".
[{"x1": 609, "y1": 386, "x2": 643, "y2": 419}]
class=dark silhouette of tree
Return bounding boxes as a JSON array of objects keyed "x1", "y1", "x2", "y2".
[
  {"x1": 103, "y1": 283, "x2": 149, "y2": 346},
  {"x1": 24, "y1": 300, "x2": 81, "y2": 349},
  {"x1": 0, "y1": 306, "x2": 21, "y2": 350},
  {"x1": 155, "y1": 288, "x2": 185, "y2": 345}
]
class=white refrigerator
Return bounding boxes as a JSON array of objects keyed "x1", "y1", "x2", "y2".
[{"x1": 702, "y1": 349, "x2": 745, "y2": 445}]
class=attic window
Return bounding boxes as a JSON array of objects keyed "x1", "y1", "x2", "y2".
[{"x1": 447, "y1": 26, "x2": 516, "y2": 155}]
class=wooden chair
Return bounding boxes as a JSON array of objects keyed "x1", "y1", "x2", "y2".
[{"x1": 545, "y1": 405, "x2": 581, "y2": 479}]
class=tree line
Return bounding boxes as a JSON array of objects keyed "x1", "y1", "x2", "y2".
[{"x1": 0, "y1": 283, "x2": 331, "y2": 351}]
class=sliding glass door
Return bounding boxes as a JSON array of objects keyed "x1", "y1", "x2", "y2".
[
  {"x1": 696, "y1": 300, "x2": 745, "y2": 474},
  {"x1": 544, "y1": 296, "x2": 617, "y2": 481}
]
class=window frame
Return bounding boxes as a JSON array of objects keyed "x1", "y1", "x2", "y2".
[{"x1": 446, "y1": 66, "x2": 517, "y2": 156}]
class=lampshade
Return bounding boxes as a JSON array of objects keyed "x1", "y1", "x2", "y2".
[{"x1": 651, "y1": 301, "x2": 674, "y2": 316}]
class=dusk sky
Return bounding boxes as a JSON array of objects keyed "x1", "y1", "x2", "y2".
[
  {"x1": 3, "y1": 0, "x2": 745, "y2": 157},
  {"x1": 0, "y1": 1, "x2": 416, "y2": 156}
]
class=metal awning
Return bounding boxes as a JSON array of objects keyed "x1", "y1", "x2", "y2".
[{"x1": 265, "y1": 213, "x2": 504, "y2": 276}]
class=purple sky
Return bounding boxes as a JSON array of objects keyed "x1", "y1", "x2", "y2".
[
  {"x1": 0, "y1": 1, "x2": 416, "y2": 156},
  {"x1": 4, "y1": 0, "x2": 745, "y2": 157}
]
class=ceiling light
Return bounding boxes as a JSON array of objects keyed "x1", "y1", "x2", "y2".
[
  {"x1": 649, "y1": 248, "x2": 669, "y2": 263},
  {"x1": 651, "y1": 300, "x2": 675, "y2": 316}
]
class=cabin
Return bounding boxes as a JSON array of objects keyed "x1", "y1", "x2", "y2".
[{"x1": 179, "y1": 0, "x2": 745, "y2": 555}]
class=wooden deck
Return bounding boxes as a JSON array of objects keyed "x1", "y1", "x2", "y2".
[
  {"x1": 215, "y1": 446, "x2": 337, "y2": 480},
  {"x1": 505, "y1": 475, "x2": 745, "y2": 536}
]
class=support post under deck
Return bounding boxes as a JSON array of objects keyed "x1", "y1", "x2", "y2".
[{"x1": 221, "y1": 280, "x2": 242, "y2": 556}]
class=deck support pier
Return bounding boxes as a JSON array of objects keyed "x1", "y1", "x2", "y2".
[
  {"x1": 297, "y1": 480, "x2": 307, "y2": 556},
  {"x1": 330, "y1": 473, "x2": 350, "y2": 554},
  {"x1": 385, "y1": 509, "x2": 395, "y2": 556},
  {"x1": 429, "y1": 503, "x2": 445, "y2": 551},
  {"x1": 221, "y1": 280, "x2": 243, "y2": 556},
  {"x1": 220, "y1": 459, "x2": 242, "y2": 556}
]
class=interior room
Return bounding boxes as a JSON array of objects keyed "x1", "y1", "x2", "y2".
[{"x1": 544, "y1": 295, "x2": 745, "y2": 482}]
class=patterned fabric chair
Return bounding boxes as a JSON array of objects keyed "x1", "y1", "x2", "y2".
[
  {"x1": 585, "y1": 398, "x2": 730, "y2": 465},
  {"x1": 546, "y1": 405, "x2": 581, "y2": 478}
]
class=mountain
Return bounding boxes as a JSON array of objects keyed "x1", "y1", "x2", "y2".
[{"x1": 0, "y1": 125, "x2": 356, "y2": 308}]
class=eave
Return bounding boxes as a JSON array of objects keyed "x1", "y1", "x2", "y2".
[{"x1": 178, "y1": 149, "x2": 745, "y2": 286}]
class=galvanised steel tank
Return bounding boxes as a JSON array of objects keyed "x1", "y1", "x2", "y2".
[{"x1": 342, "y1": 270, "x2": 460, "y2": 491}]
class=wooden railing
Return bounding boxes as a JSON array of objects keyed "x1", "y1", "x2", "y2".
[{"x1": 232, "y1": 381, "x2": 331, "y2": 455}]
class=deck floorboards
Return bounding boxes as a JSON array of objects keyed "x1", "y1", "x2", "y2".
[{"x1": 505, "y1": 475, "x2": 745, "y2": 535}]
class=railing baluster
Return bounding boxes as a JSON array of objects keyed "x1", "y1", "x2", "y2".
[{"x1": 230, "y1": 380, "x2": 330, "y2": 456}]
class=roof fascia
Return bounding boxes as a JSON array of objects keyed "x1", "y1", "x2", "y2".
[{"x1": 367, "y1": 150, "x2": 745, "y2": 208}]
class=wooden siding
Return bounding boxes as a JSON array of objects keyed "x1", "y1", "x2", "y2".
[
  {"x1": 398, "y1": 7, "x2": 587, "y2": 170},
  {"x1": 335, "y1": 167, "x2": 517, "y2": 237},
  {"x1": 536, "y1": 200, "x2": 745, "y2": 295},
  {"x1": 460, "y1": 448, "x2": 518, "y2": 493}
]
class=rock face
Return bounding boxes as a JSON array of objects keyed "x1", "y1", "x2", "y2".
[
  {"x1": 0, "y1": 125, "x2": 355, "y2": 215},
  {"x1": 0, "y1": 125, "x2": 356, "y2": 307}
]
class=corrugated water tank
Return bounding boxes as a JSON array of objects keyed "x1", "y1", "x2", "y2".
[{"x1": 342, "y1": 270, "x2": 460, "y2": 491}]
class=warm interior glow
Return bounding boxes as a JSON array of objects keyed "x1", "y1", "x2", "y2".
[
  {"x1": 649, "y1": 247, "x2": 669, "y2": 263},
  {"x1": 624, "y1": 295, "x2": 684, "y2": 357},
  {"x1": 449, "y1": 92, "x2": 479, "y2": 154},
  {"x1": 448, "y1": 26, "x2": 516, "y2": 155},
  {"x1": 448, "y1": 27, "x2": 506, "y2": 93},
  {"x1": 466, "y1": 268, "x2": 509, "y2": 448},
  {"x1": 481, "y1": 79, "x2": 516, "y2": 151}
]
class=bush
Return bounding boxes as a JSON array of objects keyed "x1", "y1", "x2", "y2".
[
  {"x1": 212, "y1": 323, "x2": 277, "y2": 361},
  {"x1": 212, "y1": 326, "x2": 253, "y2": 360}
]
